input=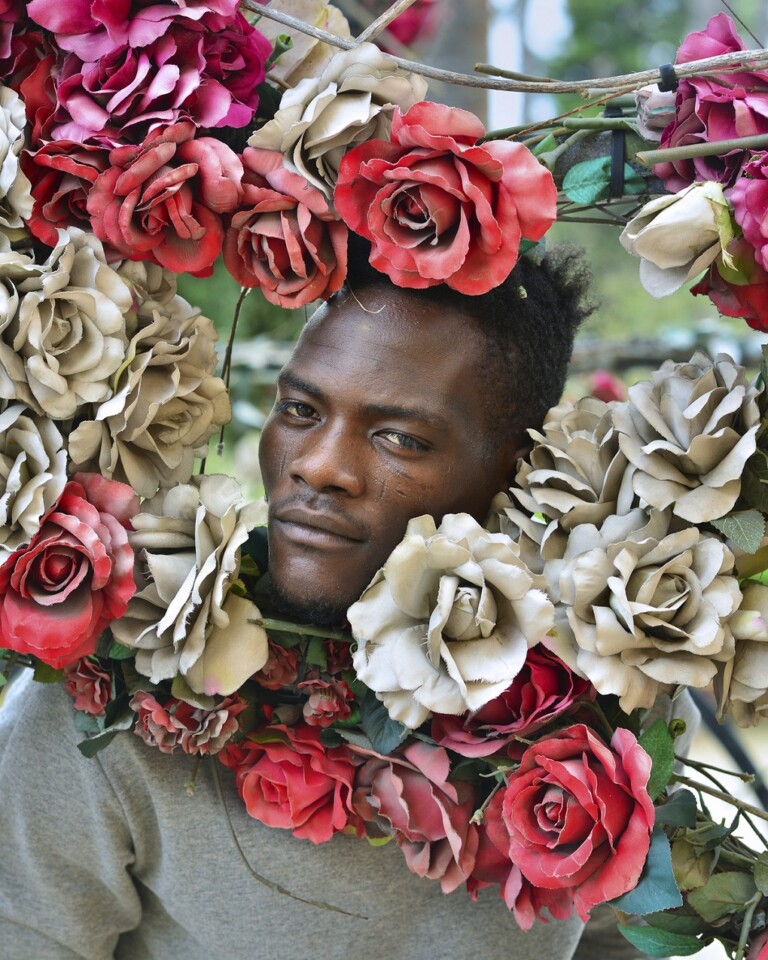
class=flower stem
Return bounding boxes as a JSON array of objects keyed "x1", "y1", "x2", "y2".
[
  {"x1": 636, "y1": 133, "x2": 768, "y2": 166},
  {"x1": 735, "y1": 892, "x2": 762, "y2": 960},
  {"x1": 250, "y1": 617, "x2": 350, "y2": 642}
]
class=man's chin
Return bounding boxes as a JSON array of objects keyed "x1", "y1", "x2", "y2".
[{"x1": 267, "y1": 580, "x2": 351, "y2": 630}]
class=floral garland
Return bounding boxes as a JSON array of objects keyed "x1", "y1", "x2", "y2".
[{"x1": 2, "y1": 4, "x2": 768, "y2": 960}]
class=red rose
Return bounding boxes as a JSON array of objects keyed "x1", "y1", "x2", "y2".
[
  {"x1": 86, "y1": 120, "x2": 242, "y2": 275},
  {"x1": 63, "y1": 656, "x2": 113, "y2": 715},
  {"x1": 334, "y1": 100, "x2": 556, "y2": 295},
  {"x1": 0, "y1": 473, "x2": 138, "y2": 669},
  {"x1": 352, "y1": 741, "x2": 479, "y2": 893},
  {"x1": 223, "y1": 147, "x2": 348, "y2": 308},
  {"x1": 21, "y1": 140, "x2": 109, "y2": 245},
  {"x1": 253, "y1": 637, "x2": 299, "y2": 690},
  {"x1": 655, "y1": 14, "x2": 768, "y2": 191},
  {"x1": 12, "y1": 34, "x2": 56, "y2": 146},
  {"x1": 500, "y1": 724, "x2": 655, "y2": 920},
  {"x1": 468, "y1": 790, "x2": 573, "y2": 930},
  {"x1": 220, "y1": 723, "x2": 363, "y2": 844},
  {"x1": 748, "y1": 930, "x2": 768, "y2": 960},
  {"x1": 297, "y1": 675, "x2": 353, "y2": 727},
  {"x1": 131, "y1": 690, "x2": 246, "y2": 756},
  {"x1": 432, "y1": 647, "x2": 595, "y2": 758},
  {"x1": 691, "y1": 236, "x2": 768, "y2": 331}
]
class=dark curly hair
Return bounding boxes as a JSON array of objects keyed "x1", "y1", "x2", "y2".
[{"x1": 339, "y1": 237, "x2": 596, "y2": 447}]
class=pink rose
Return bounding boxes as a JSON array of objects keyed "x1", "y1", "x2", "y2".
[
  {"x1": 731, "y1": 153, "x2": 768, "y2": 270},
  {"x1": 21, "y1": 140, "x2": 109, "y2": 245},
  {"x1": 691, "y1": 237, "x2": 768, "y2": 332},
  {"x1": 223, "y1": 147, "x2": 348, "y2": 308},
  {"x1": 51, "y1": 14, "x2": 269, "y2": 147},
  {"x1": 27, "y1": 0, "x2": 241, "y2": 60},
  {"x1": 253, "y1": 638, "x2": 299, "y2": 691},
  {"x1": 748, "y1": 930, "x2": 768, "y2": 960},
  {"x1": 131, "y1": 690, "x2": 246, "y2": 755},
  {"x1": 467, "y1": 790, "x2": 574, "y2": 930},
  {"x1": 352, "y1": 741, "x2": 479, "y2": 893},
  {"x1": 63, "y1": 656, "x2": 113, "y2": 715},
  {"x1": 0, "y1": 474, "x2": 138, "y2": 670},
  {"x1": 87, "y1": 121, "x2": 242, "y2": 275},
  {"x1": 384, "y1": 0, "x2": 437, "y2": 48},
  {"x1": 655, "y1": 14, "x2": 768, "y2": 191},
  {"x1": 297, "y1": 675, "x2": 353, "y2": 727},
  {"x1": 432, "y1": 647, "x2": 595, "y2": 758},
  {"x1": 500, "y1": 724, "x2": 655, "y2": 920},
  {"x1": 0, "y1": 0, "x2": 22, "y2": 64},
  {"x1": 220, "y1": 723, "x2": 363, "y2": 844},
  {"x1": 334, "y1": 100, "x2": 556, "y2": 295}
]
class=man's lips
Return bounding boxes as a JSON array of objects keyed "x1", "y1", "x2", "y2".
[{"x1": 272, "y1": 507, "x2": 365, "y2": 549}]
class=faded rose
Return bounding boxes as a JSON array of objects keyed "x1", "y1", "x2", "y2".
[
  {"x1": 221, "y1": 723, "x2": 363, "y2": 844},
  {"x1": 63, "y1": 656, "x2": 112, "y2": 715},
  {"x1": 334, "y1": 101, "x2": 556, "y2": 295},
  {"x1": 501, "y1": 725, "x2": 655, "y2": 920},
  {"x1": 655, "y1": 14, "x2": 768, "y2": 191},
  {"x1": 253, "y1": 638, "x2": 299, "y2": 691},
  {"x1": 431, "y1": 647, "x2": 595, "y2": 758},
  {"x1": 297, "y1": 675, "x2": 353, "y2": 727},
  {"x1": 21, "y1": 141, "x2": 109, "y2": 246},
  {"x1": 223, "y1": 147, "x2": 347, "y2": 308},
  {"x1": 87, "y1": 121, "x2": 242, "y2": 275},
  {"x1": 0, "y1": 473, "x2": 138, "y2": 669},
  {"x1": 352, "y1": 740, "x2": 478, "y2": 893},
  {"x1": 130, "y1": 690, "x2": 246, "y2": 756}
]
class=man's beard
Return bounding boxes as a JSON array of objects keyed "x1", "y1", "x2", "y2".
[{"x1": 267, "y1": 579, "x2": 350, "y2": 630}]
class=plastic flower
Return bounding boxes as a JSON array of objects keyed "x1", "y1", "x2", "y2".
[
  {"x1": 348, "y1": 513, "x2": 553, "y2": 729},
  {"x1": 691, "y1": 237, "x2": 768, "y2": 332},
  {"x1": 613, "y1": 352, "x2": 761, "y2": 524},
  {"x1": 334, "y1": 100, "x2": 557, "y2": 295},
  {"x1": 130, "y1": 690, "x2": 246, "y2": 755},
  {"x1": 0, "y1": 83, "x2": 31, "y2": 242},
  {"x1": 248, "y1": 41, "x2": 428, "y2": 198},
  {"x1": 619, "y1": 183, "x2": 733, "y2": 297},
  {"x1": 719, "y1": 581, "x2": 768, "y2": 726},
  {"x1": 111, "y1": 475, "x2": 268, "y2": 696}
]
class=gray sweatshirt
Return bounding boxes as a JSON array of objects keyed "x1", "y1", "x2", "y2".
[{"x1": 0, "y1": 673, "x2": 586, "y2": 959}]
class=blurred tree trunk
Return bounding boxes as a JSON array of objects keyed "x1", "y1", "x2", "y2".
[{"x1": 421, "y1": 0, "x2": 488, "y2": 121}]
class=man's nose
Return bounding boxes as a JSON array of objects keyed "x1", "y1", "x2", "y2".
[{"x1": 289, "y1": 423, "x2": 365, "y2": 496}]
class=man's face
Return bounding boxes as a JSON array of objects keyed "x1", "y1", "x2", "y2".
[{"x1": 258, "y1": 284, "x2": 521, "y2": 623}]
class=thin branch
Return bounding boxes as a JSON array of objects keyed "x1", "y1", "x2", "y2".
[
  {"x1": 241, "y1": 3, "x2": 768, "y2": 95},
  {"x1": 636, "y1": 132, "x2": 768, "y2": 166},
  {"x1": 354, "y1": 0, "x2": 419, "y2": 45},
  {"x1": 673, "y1": 773, "x2": 768, "y2": 823},
  {"x1": 332, "y1": 0, "x2": 413, "y2": 58}
]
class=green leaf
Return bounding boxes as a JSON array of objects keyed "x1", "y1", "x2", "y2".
[
  {"x1": 305, "y1": 636, "x2": 328, "y2": 670},
  {"x1": 77, "y1": 710, "x2": 134, "y2": 758},
  {"x1": 73, "y1": 711, "x2": 104, "y2": 735},
  {"x1": 638, "y1": 719, "x2": 675, "y2": 800},
  {"x1": 755, "y1": 857, "x2": 768, "y2": 896},
  {"x1": 360, "y1": 692, "x2": 407, "y2": 755},
  {"x1": 742, "y1": 449, "x2": 768, "y2": 514},
  {"x1": 107, "y1": 640, "x2": 136, "y2": 661},
  {"x1": 32, "y1": 661, "x2": 65, "y2": 684},
  {"x1": 711, "y1": 510, "x2": 767, "y2": 554},
  {"x1": 618, "y1": 925, "x2": 703, "y2": 957},
  {"x1": 644, "y1": 911, "x2": 708, "y2": 936},
  {"x1": 562, "y1": 156, "x2": 646, "y2": 204},
  {"x1": 612, "y1": 828, "x2": 683, "y2": 915},
  {"x1": 530, "y1": 133, "x2": 558, "y2": 157},
  {"x1": 655, "y1": 789, "x2": 697, "y2": 827},
  {"x1": 687, "y1": 872, "x2": 758, "y2": 922}
]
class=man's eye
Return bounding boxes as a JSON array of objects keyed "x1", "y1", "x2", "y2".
[
  {"x1": 277, "y1": 400, "x2": 316, "y2": 420},
  {"x1": 379, "y1": 430, "x2": 429, "y2": 453}
]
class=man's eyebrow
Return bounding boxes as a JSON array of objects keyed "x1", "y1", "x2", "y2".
[{"x1": 277, "y1": 369, "x2": 450, "y2": 429}]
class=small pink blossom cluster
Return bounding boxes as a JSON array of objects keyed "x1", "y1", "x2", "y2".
[
  {"x1": 655, "y1": 13, "x2": 768, "y2": 330},
  {"x1": 0, "y1": 0, "x2": 271, "y2": 276}
]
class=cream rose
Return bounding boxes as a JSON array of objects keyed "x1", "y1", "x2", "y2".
[
  {"x1": 348, "y1": 513, "x2": 553, "y2": 729},
  {"x1": 248, "y1": 42, "x2": 428, "y2": 197},
  {"x1": 0, "y1": 404, "x2": 67, "y2": 557},
  {"x1": 0, "y1": 84, "x2": 32, "y2": 243},
  {"x1": 110, "y1": 475, "x2": 268, "y2": 697},
  {"x1": 719, "y1": 581, "x2": 768, "y2": 726}
]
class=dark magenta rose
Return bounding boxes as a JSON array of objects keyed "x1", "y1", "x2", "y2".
[
  {"x1": 50, "y1": 14, "x2": 270, "y2": 147},
  {"x1": 731, "y1": 153, "x2": 768, "y2": 271},
  {"x1": 431, "y1": 647, "x2": 595, "y2": 758},
  {"x1": 63, "y1": 656, "x2": 113, "y2": 716},
  {"x1": 26, "y1": 0, "x2": 242, "y2": 59},
  {"x1": 0, "y1": 0, "x2": 23, "y2": 64},
  {"x1": 655, "y1": 14, "x2": 768, "y2": 191},
  {"x1": 351, "y1": 741, "x2": 479, "y2": 893},
  {"x1": 467, "y1": 789, "x2": 574, "y2": 930},
  {"x1": 130, "y1": 690, "x2": 246, "y2": 756},
  {"x1": 220, "y1": 723, "x2": 364, "y2": 844},
  {"x1": 0, "y1": 474, "x2": 138, "y2": 670},
  {"x1": 691, "y1": 236, "x2": 768, "y2": 332},
  {"x1": 500, "y1": 724, "x2": 655, "y2": 921},
  {"x1": 223, "y1": 147, "x2": 348, "y2": 307},
  {"x1": 21, "y1": 140, "x2": 109, "y2": 245},
  {"x1": 87, "y1": 120, "x2": 242, "y2": 275},
  {"x1": 334, "y1": 100, "x2": 556, "y2": 295}
]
